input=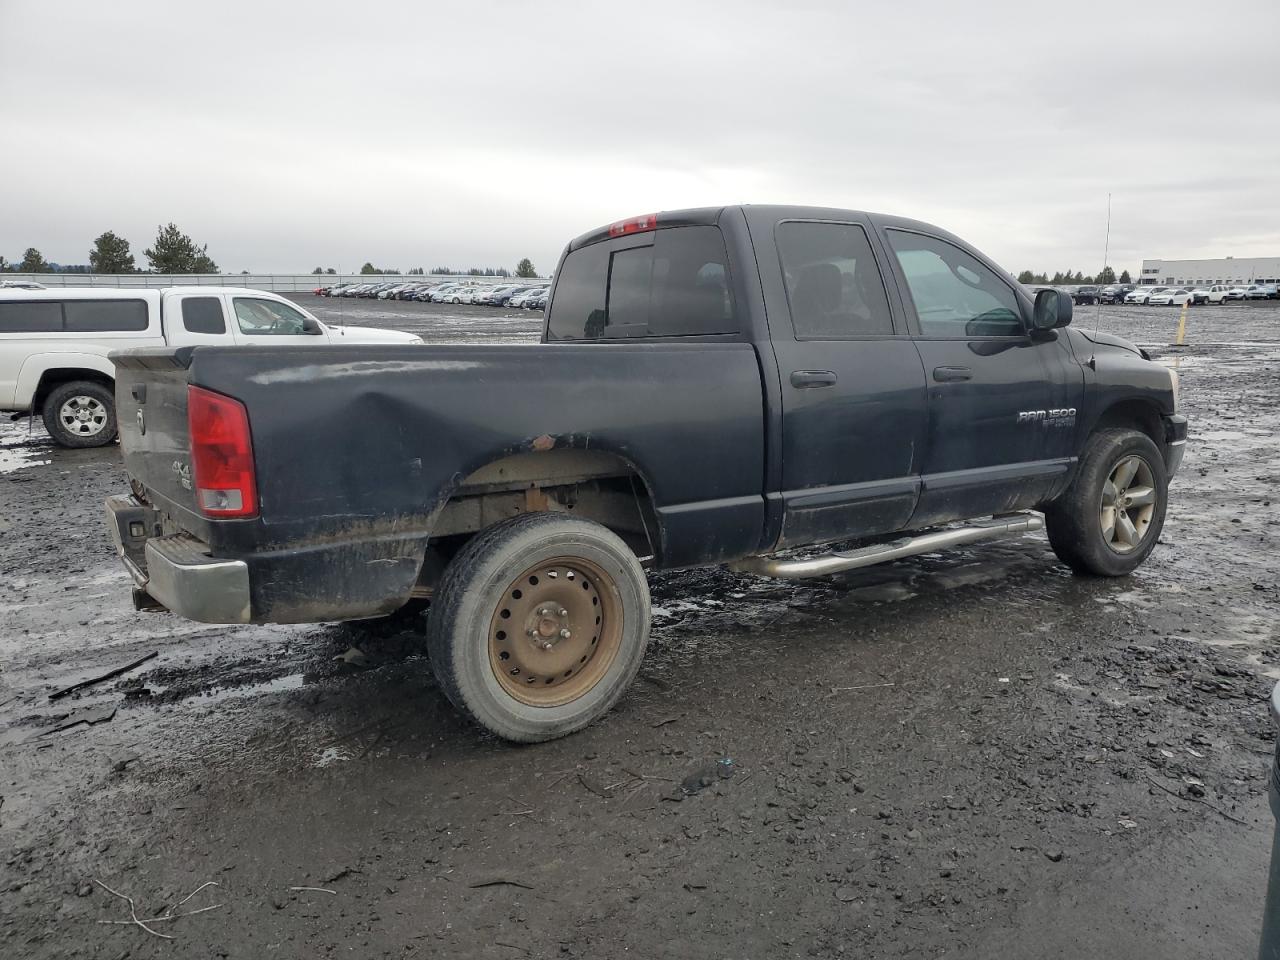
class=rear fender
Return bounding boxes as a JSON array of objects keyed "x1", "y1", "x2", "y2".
[
  {"x1": 431, "y1": 436, "x2": 664, "y2": 557},
  {"x1": 17, "y1": 352, "x2": 117, "y2": 410}
]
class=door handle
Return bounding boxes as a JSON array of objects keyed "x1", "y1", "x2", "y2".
[
  {"x1": 932, "y1": 365, "x2": 972, "y2": 383},
  {"x1": 790, "y1": 369, "x2": 838, "y2": 388}
]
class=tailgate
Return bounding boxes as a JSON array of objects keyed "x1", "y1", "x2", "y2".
[{"x1": 112, "y1": 348, "x2": 206, "y2": 530}]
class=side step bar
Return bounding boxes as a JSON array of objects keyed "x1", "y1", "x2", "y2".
[{"x1": 729, "y1": 513, "x2": 1044, "y2": 580}]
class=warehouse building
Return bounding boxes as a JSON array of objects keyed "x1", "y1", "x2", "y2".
[{"x1": 1139, "y1": 256, "x2": 1280, "y2": 286}]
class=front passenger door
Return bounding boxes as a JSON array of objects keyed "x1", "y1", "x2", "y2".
[
  {"x1": 228, "y1": 297, "x2": 328, "y2": 346},
  {"x1": 881, "y1": 228, "x2": 1080, "y2": 527}
]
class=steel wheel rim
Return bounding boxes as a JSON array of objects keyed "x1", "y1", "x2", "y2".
[
  {"x1": 59, "y1": 396, "x2": 108, "y2": 436},
  {"x1": 488, "y1": 556, "x2": 623, "y2": 707},
  {"x1": 1100, "y1": 455, "x2": 1157, "y2": 553}
]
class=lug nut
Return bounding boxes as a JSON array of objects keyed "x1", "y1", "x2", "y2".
[
  {"x1": 541, "y1": 642, "x2": 554, "y2": 651},
  {"x1": 560, "y1": 628, "x2": 572, "y2": 639},
  {"x1": 557, "y1": 608, "x2": 568, "y2": 617}
]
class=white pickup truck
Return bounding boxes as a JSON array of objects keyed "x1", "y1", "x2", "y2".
[{"x1": 0, "y1": 286, "x2": 420, "y2": 447}]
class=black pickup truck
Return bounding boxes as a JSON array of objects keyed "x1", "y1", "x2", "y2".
[{"x1": 106, "y1": 205, "x2": 1186, "y2": 741}]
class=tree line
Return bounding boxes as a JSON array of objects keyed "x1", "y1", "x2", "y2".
[
  {"x1": 1016, "y1": 267, "x2": 1131, "y2": 286},
  {"x1": 0, "y1": 224, "x2": 218, "y2": 275},
  {"x1": 4, "y1": 234, "x2": 542, "y2": 279}
]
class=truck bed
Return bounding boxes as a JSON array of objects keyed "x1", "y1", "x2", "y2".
[{"x1": 113, "y1": 342, "x2": 767, "y2": 621}]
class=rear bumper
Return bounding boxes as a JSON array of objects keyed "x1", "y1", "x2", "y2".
[
  {"x1": 105, "y1": 495, "x2": 250, "y2": 623},
  {"x1": 1164, "y1": 414, "x2": 1188, "y2": 478}
]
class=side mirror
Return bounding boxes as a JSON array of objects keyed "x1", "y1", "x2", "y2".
[
  {"x1": 302, "y1": 317, "x2": 324, "y2": 335},
  {"x1": 1033, "y1": 288, "x2": 1073, "y2": 331}
]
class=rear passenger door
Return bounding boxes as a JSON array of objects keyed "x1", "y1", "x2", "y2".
[
  {"x1": 878, "y1": 226, "x2": 1079, "y2": 527},
  {"x1": 764, "y1": 218, "x2": 930, "y2": 548},
  {"x1": 163, "y1": 293, "x2": 234, "y2": 346}
]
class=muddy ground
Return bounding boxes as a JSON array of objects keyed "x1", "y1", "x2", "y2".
[{"x1": 1, "y1": 299, "x2": 1278, "y2": 959}]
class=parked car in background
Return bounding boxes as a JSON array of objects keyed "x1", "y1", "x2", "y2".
[
  {"x1": 1225, "y1": 287, "x2": 1249, "y2": 301},
  {"x1": 1126, "y1": 286, "x2": 1166, "y2": 304},
  {"x1": 525, "y1": 288, "x2": 550, "y2": 310},
  {"x1": 1072, "y1": 285, "x2": 1099, "y2": 305},
  {"x1": 476, "y1": 285, "x2": 521, "y2": 306},
  {"x1": 429, "y1": 284, "x2": 463, "y2": 303},
  {"x1": 1100, "y1": 284, "x2": 1134, "y2": 304},
  {"x1": 1148, "y1": 288, "x2": 1193, "y2": 307},
  {"x1": 0, "y1": 280, "x2": 48, "y2": 290},
  {"x1": 1191, "y1": 285, "x2": 1231, "y2": 304},
  {"x1": 0, "y1": 287, "x2": 420, "y2": 447},
  {"x1": 494, "y1": 286, "x2": 536, "y2": 307},
  {"x1": 509, "y1": 288, "x2": 547, "y2": 308},
  {"x1": 1245, "y1": 284, "x2": 1278, "y2": 300}
]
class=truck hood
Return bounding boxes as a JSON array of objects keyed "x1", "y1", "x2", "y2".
[
  {"x1": 327, "y1": 325, "x2": 423, "y2": 345},
  {"x1": 1071, "y1": 328, "x2": 1145, "y2": 358}
]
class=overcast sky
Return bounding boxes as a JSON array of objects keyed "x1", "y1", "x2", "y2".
[{"x1": 3, "y1": 0, "x2": 1278, "y2": 276}]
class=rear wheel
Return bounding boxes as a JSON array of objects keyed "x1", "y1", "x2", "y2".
[
  {"x1": 41, "y1": 380, "x2": 117, "y2": 448},
  {"x1": 1045, "y1": 428, "x2": 1168, "y2": 576},
  {"x1": 426, "y1": 513, "x2": 650, "y2": 742}
]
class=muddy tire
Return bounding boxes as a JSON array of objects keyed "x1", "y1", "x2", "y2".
[
  {"x1": 41, "y1": 380, "x2": 117, "y2": 448},
  {"x1": 426, "y1": 513, "x2": 650, "y2": 742},
  {"x1": 1045, "y1": 428, "x2": 1168, "y2": 576}
]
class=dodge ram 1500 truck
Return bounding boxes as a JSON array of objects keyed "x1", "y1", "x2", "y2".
[{"x1": 106, "y1": 205, "x2": 1186, "y2": 742}]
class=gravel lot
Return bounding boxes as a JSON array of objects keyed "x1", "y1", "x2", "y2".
[{"x1": 1, "y1": 298, "x2": 1278, "y2": 959}]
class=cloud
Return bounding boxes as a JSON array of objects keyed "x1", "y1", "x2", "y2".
[{"x1": 2, "y1": 0, "x2": 1277, "y2": 275}]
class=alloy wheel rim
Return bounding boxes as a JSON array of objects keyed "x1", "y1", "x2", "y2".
[
  {"x1": 59, "y1": 396, "x2": 108, "y2": 437},
  {"x1": 488, "y1": 556, "x2": 622, "y2": 707},
  {"x1": 1100, "y1": 455, "x2": 1157, "y2": 553}
]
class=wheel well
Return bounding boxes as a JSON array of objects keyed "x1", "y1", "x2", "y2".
[
  {"x1": 425, "y1": 450, "x2": 659, "y2": 576},
  {"x1": 1093, "y1": 399, "x2": 1163, "y2": 447},
  {"x1": 33, "y1": 368, "x2": 115, "y2": 412}
]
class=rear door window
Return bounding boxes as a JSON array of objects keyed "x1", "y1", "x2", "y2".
[
  {"x1": 63, "y1": 299, "x2": 148, "y2": 332},
  {"x1": 776, "y1": 221, "x2": 895, "y2": 338},
  {"x1": 886, "y1": 231, "x2": 1025, "y2": 337},
  {"x1": 547, "y1": 226, "x2": 736, "y2": 340},
  {"x1": 0, "y1": 301, "x2": 63, "y2": 332},
  {"x1": 181, "y1": 297, "x2": 227, "y2": 334}
]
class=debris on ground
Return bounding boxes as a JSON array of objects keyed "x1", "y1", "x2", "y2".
[{"x1": 48, "y1": 652, "x2": 158, "y2": 701}]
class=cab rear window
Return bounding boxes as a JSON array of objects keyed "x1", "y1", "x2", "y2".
[{"x1": 548, "y1": 226, "x2": 737, "y2": 340}]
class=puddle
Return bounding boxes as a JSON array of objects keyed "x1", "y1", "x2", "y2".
[
  {"x1": 177, "y1": 672, "x2": 308, "y2": 705},
  {"x1": 0, "y1": 445, "x2": 51, "y2": 474}
]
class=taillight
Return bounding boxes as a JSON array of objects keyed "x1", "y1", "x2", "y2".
[
  {"x1": 187, "y1": 385, "x2": 257, "y2": 518},
  {"x1": 607, "y1": 213, "x2": 658, "y2": 237}
]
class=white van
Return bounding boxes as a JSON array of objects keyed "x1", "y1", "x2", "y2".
[{"x1": 0, "y1": 287, "x2": 421, "y2": 448}]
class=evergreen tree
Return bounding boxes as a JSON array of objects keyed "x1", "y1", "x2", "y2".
[
  {"x1": 515, "y1": 258, "x2": 538, "y2": 278},
  {"x1": 89, "y1": 231, "x2": 135, "y2": 273},
  {"x1": 145, "y1": 223, "x2": 219, "y2": 273},
  {"x1": 19, "y1": 247, "x2": 50, "y2": 272},
  {"x1": 1119, "y1": 269, "x2": 1132, "y2": 284}
]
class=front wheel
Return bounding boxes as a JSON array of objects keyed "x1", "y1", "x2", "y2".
[
  {"x1": 1045, "y1": 428, "x2": 1169, "y2": 576},
  {"x1": 42, "y1": 380, "x2": 117, "y2": 448},
  {"x1": 426, "y1": 513, "x2": 651, "y2": 742}
]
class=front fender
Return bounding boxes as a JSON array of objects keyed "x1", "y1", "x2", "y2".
[{"x1": 16, "y1": 351, "x2": 117, "y2": 409}]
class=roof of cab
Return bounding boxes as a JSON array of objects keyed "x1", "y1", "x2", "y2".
[
  {"x1": 566, "y1": 204, "x2": 962, "y2": 253},
  {"x1": 0, "y1": 286, "x2": 289, "y2": 300}
]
